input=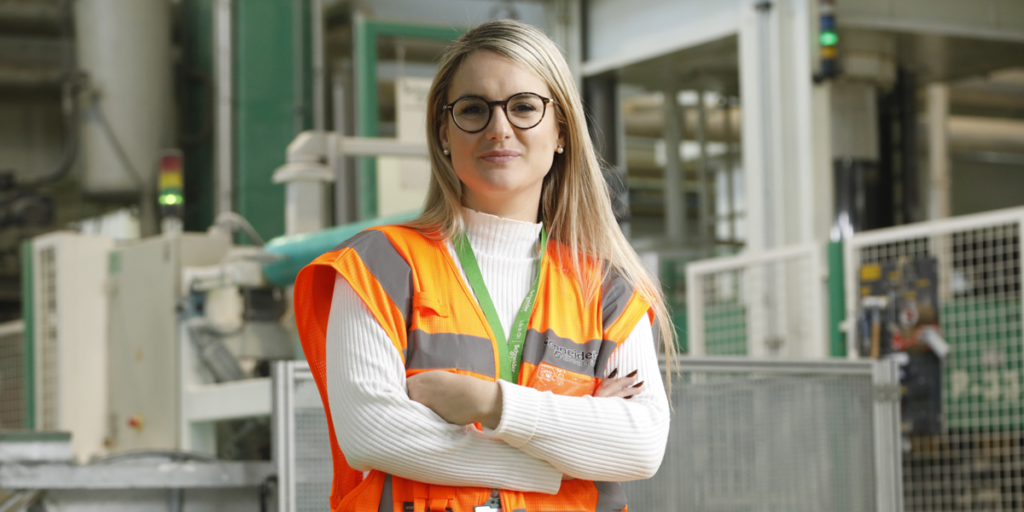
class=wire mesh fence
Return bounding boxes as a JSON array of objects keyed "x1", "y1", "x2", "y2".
[
  {"x1": 686, "y1": 244, "x2": 827, "y2": 358},
  {"x1": 275, "y1": 357, "x2": 902, "y2": 512},
  {"x1": 845, "y1": 207, "x2": 1024, "y2": 510},
  {"x1": 623, "y1": 358, "x2": 901, "y2": 512},
  {"x1": 0, "y1": 320, "x2": 26, "y2": 430}
]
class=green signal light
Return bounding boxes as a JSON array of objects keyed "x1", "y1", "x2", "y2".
[
  {"x1": 820, "y1": 31, "x2": 838, "y2": 46},
  {"x1": 159, "y1": 193, "x2": 183, "y2": 206}
]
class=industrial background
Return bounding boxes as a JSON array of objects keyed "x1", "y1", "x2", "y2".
[{"x1": 0, "y1": 0, "x2": 1022, "y2": 510}]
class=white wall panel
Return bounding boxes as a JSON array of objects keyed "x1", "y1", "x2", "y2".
[
  {"x1": 838, "y1": 0, "x2": 1024, "y2": 41},
  {"x1": 584, "y1": 0, "x2": 742, "y2": 76}
]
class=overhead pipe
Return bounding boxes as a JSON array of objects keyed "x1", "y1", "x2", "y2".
[
  {"x1": 624, "y1": 105, "x2": 741, "y2": 141},
  {"x1": 946, "y1": 116, "x2": 1024, "y2": 154}
]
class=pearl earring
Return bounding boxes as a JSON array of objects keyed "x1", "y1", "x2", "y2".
[
  {"x1": 556, "y1": 145, "x2": 564, "y2": 154},
  {"x1": 443, "y1": 148, "x2": 450, "y2": 155}
]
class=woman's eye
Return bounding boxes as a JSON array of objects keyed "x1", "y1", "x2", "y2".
[
  {"x1": 459, "y1": 105, "x2": 486, "y2": 116},
  {"x1": 510, "y1": 103, "x2": 538, "y2": 113}
]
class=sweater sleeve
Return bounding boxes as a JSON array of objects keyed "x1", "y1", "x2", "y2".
[
  {"x1": 486, "y1": 314, "x2": 670, "y2": 482},
  {"x1": 325, "y1": 274, "x2": 563, "y2": 493}
]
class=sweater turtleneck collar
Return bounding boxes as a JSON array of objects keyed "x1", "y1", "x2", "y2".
[{"x1": 461, "y1": 207, "x2": 544, "y2": 260}]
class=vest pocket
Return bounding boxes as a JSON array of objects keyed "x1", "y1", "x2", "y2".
[{"x1": 413, "y1": 292, "x2": 449, "y2": 317}]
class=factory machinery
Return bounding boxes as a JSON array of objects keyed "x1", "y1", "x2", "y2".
[{"x1": 0, "y1": 0, "x2": 1023, "y2": 510}]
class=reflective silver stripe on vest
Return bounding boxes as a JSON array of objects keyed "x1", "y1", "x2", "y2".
[
  {"x1": 601, "y1": 267, "x2": 634, "y2": 330},
  {"x1": 594, "y1": 481, "x2": 627, "y2": 512},
  {"x1": 522, "y1": 329, "x2": 604, "y2": 378},
  {"x1": 378, "y1": 474, "x2": 392, "y2": 512},
  {"x1": 334, "y1": 230, "x2": 413, "y2": 329},
  {"x1": 404, "y1": 329, "x2": 497, "y2": 378},
  {"x1": 593, "y1": 339, "x2": 619, "y2": 378}
]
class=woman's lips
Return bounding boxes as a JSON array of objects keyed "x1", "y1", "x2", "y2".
[{"x1": 479, "y1": 150, "x2": 520, "y2": 164}]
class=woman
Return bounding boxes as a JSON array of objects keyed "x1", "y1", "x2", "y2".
[{"x1": 294, "y1": 19, "x2": 674, "y2": 512}]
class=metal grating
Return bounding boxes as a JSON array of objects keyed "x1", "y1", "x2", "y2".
[
  {"x1": 293, "y1": 379, "x2": 333, "y2": 512},
  {"x1": 845, "y1": 207, "x2": 1024, "y2": 510},
  {"x1": 623, "y1": 358, "x2": 898, "y2": 511},
  {"x1": 278, "y1": 358, "x2": 902, "y2": 512},
  {"x1": 275, "y1": 362, "x2": 333, "y2": 512},
  {"x1": 0, "y1": 320, "x2": 26, "y2": 429},
  {"x1": 687, "y1": 244, "x2": 827, "y2": 358},
  {"x1": 36, "y1": 245, "x2": 58, "y2": 430}
]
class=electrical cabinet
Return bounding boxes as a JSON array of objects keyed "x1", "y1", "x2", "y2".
[
  {"x1": 106, "y1": 233, "x2": 230, "y2": 453},
  {"x1": 30, "y1": 231, "x2": 114, "y2": 462}
]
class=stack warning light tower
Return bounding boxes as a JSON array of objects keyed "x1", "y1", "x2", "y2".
[
  {"x1": 816, "y1": 0, "x2": 839, "y2": 82},
  {"x1": 158, "y1": 149, "x2": 184, "y2": 234}
]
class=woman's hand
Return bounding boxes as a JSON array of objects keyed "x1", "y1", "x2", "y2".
[
  {"x1": 407, "y1": 371, "x2": 503, "y2": 429},
  {"x1": 593, "y1": 369, "x2": 643, "y2": 399}
]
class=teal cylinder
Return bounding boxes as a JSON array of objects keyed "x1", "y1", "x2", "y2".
[{"x1": 262, "y1": 211, "x2": 420, "y2": 287}]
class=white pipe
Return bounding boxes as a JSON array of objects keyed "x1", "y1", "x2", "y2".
[
  {"x1": 663, "y1": 90, "x2": 684, "y2": 241},
  {"x1": 948, "y1": 116, "x2": 1024, "y2": 154},
  {"x1": 927, "y1": 83, "x2": 950, "y2": 220},
  {"x1": 215, "y1": 0, "x2": 233, "y2": 215}
]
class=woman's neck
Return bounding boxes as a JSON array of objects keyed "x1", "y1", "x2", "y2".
[
  {"x1": 461, "y1": 207, "x2": 542, "y2": 259},
  {"x1": 461, "y1": 188, "x2": 541, "y2": 223}
]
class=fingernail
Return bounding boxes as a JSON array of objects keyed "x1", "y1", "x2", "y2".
[
  {"x1": 626, "y1": 370, "x2": 638, "y2": 378},
  {"x1": 607, "y1": 368, "x2": 618, "y2": 379},
  {"x1": 632, "y1": 380, "x2": 644, "y2": 388},
  {"x1": 625, "y1": 395, "x2": 633, "y2": 400}
]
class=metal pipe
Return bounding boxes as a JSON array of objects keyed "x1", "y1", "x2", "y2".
[
  {"x1": 623, "y1": 106, "x2": 741, "y2": 140},
  {"x1": 663, "y1": 90, "x2": 684, "y2": 241},
  {"x1": 214, "y1": 0, "x2": 233, "y2": 215},
  {"x1": 696, "y1": 90, "x2": 711, "y2": 246},
  {"x1": 311, "y1": 0, "x2": 325, "y2": 131},
  {"x1": 756, "y1": 1, "x2": 776, "y2": 248},
  {"x1": 292, "y1": 0, "x2": 306, "y2": 132},
  {"x1": 947, "y1": 116, "x2": 1024, "y2": 153},
  {"x1": 724, "y1": 101, "x2": 736, "y2": 243},
  {"x1": 926, "y1": 83, "x2": 949, "y2": 220}
]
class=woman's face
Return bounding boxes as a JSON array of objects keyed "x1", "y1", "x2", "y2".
[{"x1": 439, "y1": 50, "x2": 563, "y2": 216}]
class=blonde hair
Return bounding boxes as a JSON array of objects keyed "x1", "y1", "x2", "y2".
[{"x1": 408, "y1": 19, "x2": 678, "y2": 377}]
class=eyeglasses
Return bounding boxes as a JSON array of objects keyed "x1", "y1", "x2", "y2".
[{"x1": 443, "y1": 92, "x2": 555, "y2": 133}]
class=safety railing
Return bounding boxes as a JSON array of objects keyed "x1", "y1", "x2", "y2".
[
  {"x1": 843, "y1": 206, "x2": 1024, "y2": 509},
  {"x1": 686, "y1": 244, "x2": 828, "y2": 358},
  {"x1": 274, "y1": 357, "x2": 902, "y2": 512}
]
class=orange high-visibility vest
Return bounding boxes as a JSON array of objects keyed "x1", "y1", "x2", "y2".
[{"x1": 293, "y1": 225, "x2": 653, "y2": 512}]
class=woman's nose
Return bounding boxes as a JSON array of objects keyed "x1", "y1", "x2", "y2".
[{"x1": 484, "y1": 106, "x2": 514, "y2": 140}]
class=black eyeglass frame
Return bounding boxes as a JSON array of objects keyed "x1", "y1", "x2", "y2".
[{"x1": 442, "y1": 92, "x2": 556, "y2": 133}]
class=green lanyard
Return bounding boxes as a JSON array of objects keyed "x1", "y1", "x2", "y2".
[{"x1": 454, "y1": 227, "x2": 547, "y2": 384}]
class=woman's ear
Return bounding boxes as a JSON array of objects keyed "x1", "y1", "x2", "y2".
[{"x1": 439, "y1": 121, "x2": 450, "y2": 149}]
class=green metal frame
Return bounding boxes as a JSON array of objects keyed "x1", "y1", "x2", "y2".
[
  {"x1": 354, "y1": 19, "x2": 464, "y2": 220},
  {"x1": 235, "y1": 0, "x2": 313, "y2": 242},
  {"x1": 180, "y1": 0, "x2": 216, "y2": 232},
  {"x1": 828, "y1": 241, "x2": 846, "y2": 357},
  {"x1": 20, "y1": 240, "x2": 34, "y2": 429}
]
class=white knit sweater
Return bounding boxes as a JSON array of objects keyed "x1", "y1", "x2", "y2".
[{"x1": 325, "y1": 208, "x2": 669, "y2": 494}]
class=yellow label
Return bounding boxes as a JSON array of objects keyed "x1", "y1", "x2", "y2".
[
  {"x1": 861, "y1": 286, "x2": 871, "y2": 297},
  {"x1": 861, "y1": 264, "x2": 881, "y2": 282}
]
